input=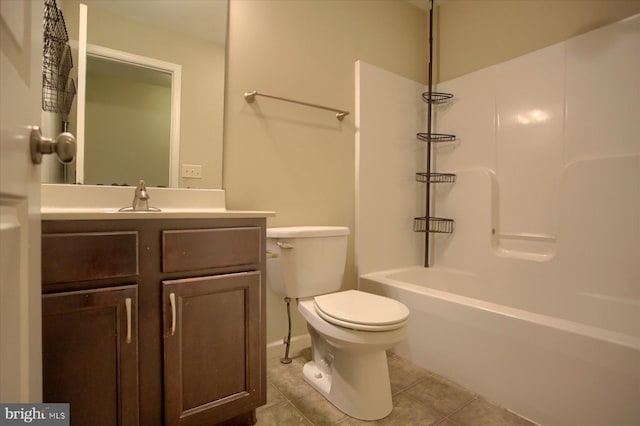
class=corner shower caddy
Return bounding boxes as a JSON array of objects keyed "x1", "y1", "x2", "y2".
[{"x1": 413, "y1": 0, "x2": 456, "y2": 267}]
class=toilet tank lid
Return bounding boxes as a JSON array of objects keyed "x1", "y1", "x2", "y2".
[{"x1": 267, "y1": 226, "x2": 350, "y2": 238}]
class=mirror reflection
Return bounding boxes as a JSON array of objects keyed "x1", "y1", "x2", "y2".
[
  {"x1": 85, "y1": 54, "x2": 174, "y2": 187},
  {"x1": 43, "y1": 0, "x2": 228, "y2": 189}
]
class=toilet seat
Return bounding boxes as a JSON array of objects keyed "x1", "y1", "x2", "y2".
[{"x1": 313, "y1": 290, "x2": 409, "y2": 331}]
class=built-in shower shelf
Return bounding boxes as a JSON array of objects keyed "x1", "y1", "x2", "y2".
[
  {"x1": 422, "y1": 91, "x2": 454, "y2": 104},
  {"x1": 415, "y1": 172, "x2": 457, "y2": 184},
  {"x1": 413, "y1": 216, "x2": 455, "y2": 234},
  {"x1": 416, "y1": 132, "x2": 456, "y2": 143}
]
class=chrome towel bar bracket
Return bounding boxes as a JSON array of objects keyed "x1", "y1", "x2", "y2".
[{"x1": 244, "y1": 90, "x2": 349, "y2": 121}]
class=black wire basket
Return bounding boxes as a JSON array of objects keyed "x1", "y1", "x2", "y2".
[
  {"x1": 421, "y1": 91, "x2": 454, "y2": 104},
  {"x1": 42, "y1": 73, "x2": 76, "y2": 114},
  {"x1": 413, "y1": 217, "x2": 455, "y2": 234},
  {"x1": 416, "y1": 132, "x2": 456, "y2": 143},
  {"x1": 415, "y1": 172, "x2": 456, "y2": 184},
  {"x1": 44, "y1": 0, "x2": 68, "y2": 43},
  {"x1": 42, "y1": 0, "x2": 75, "y2": 115}
]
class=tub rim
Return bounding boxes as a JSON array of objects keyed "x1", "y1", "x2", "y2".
[{"x1": 360, "y1": 266, "x2": 640, "y2": 351}]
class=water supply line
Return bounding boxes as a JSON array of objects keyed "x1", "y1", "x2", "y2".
[{"x1": 280, "y1": 297, "x2": 293, "y2": 364}]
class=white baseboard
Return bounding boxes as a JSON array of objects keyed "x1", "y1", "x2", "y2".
[{"x1": 267, "y1": 334, "x2": 311, "y2": 361}]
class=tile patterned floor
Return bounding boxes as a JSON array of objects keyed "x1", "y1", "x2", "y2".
[{"x1": 257, "y1": 348, "x2": 536, "y2": 426}]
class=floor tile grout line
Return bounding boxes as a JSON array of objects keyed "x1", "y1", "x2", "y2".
[
  {"x1": 257, "y1": 397, "x2": 315, "y2": 425},
  {"x1": 442, "y1": 395, "x2": 480, "y2": 423},
  {"x1": 394, "y1": 387, "x2": 451, "y2": 425},
  {"x1": 264, "y1": 376, "x2": 324, "y2": 425},
  {"x1": 391, "y1": 372, "x2": 434, "y2": 395},
  {"x1": 292, "y1": 401, "x2": 315, "y2": 426},
  {"x1": 393, "y1": 377, "x2": 479, "y2": 424}
]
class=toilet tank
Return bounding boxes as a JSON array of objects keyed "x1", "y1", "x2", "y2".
[{"x1": 266, "y1": 226, "x2": 349, "y2": 299}]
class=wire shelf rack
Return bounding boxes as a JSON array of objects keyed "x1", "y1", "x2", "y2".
[
  {"x1": 415, "y1": 172, "x2": 457, "y2": 184},
  {"x1": 414, "y1": 0, "x2": 456, "y2": 266},
  {"x1": 416, "y1": 132, "x2": 456, "y2": 143},
  {"x1": 421, "y1": 91, "x2": 454, "y2": 104},
  {"x1": 413, "y1": 217, "x2": 455, "y2": 234},
  {"x1": 42, "y1": 0, "x2": 75, "y2": 115},
  {"x1": 42, "y1": 73, "x2": 76, "y2": 114}
]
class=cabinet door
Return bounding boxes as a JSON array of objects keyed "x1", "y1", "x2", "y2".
[
  {"x1": 163, "y1": 272, "x2": 261, "y2": 426},
  {"x1": 42, "y1": 286, "x2": 138, "y2": 426}
]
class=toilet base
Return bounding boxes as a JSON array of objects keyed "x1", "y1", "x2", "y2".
[{"x1": 302, "y1": 350, "x2": 393, "y2": 421}]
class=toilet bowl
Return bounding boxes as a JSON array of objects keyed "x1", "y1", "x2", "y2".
[
  {"x1": 266, "y1": 226, "x2": 410, "y2": 420},
  {"x1": 298, "y1": 291, "x2": 408, "y2": 420}
]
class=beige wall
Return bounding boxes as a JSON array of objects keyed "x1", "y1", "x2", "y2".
[
  {"x1": 224, "y1": 0, "x2": 428, "y2": 342},
  {"x1": 223, "y1": 0, "x2": 640, "y2": 344},
  {"x1": 436, "y1": 0, "x2": 640, "y2": 82}
]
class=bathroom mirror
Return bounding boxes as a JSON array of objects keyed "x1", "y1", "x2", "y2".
[
  {"x1": 82, "y1": 47, "x2": 180, "y2": 187},
  {"x1": 45, "y1": 0, "x2": 228, "y2": 189}
]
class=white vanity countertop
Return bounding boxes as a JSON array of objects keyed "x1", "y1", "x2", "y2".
[
  {"x1": 41, "y1": 208, "x2": 275, "y2": 220},
  {"x1": 41, "y1": 184, "x2": 275, "y2": 220}
]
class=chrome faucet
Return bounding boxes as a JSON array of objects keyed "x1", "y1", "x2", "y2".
[
  {"x1": 132, "y1": 180, "x2": 150, "y2": 210},
  {"x1": 119, "y1": 180, "x2": 161, "y2": 212}
]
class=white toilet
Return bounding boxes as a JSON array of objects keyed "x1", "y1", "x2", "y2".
[{"x1": 266, "y1": 226, "x2": 410, "y2": 421}]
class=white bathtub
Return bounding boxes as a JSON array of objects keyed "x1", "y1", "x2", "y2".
[{"x1": 359, "y1": 266, "x2": 640, "y2": 426}]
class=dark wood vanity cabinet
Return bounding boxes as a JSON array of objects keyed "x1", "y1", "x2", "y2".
[
  {"x1": 163, "y1": 272, "x2": 262, "y2": 425},
  {"x1": 161, "y1": 226, "x2": 264, "y2": 426},
  {"x1": 42, "y1": 218, "x2": 267, "y2": 426},
  {"x1": 42, "y1": 285, "x2": 139, "y2": 426}
]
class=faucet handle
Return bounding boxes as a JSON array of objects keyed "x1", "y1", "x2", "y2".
[
  {"x1": 135, "y1": 180, "x2": 149, "y2": 200},
  {"x1": 132, "y1": 180, "x2": 150, "y2": 211},
  {"x1": 118, "y1": 180, "x2": 161, "y2": 212}
]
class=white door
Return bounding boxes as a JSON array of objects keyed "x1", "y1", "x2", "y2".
[{"x1": 0, "y1": 0, "x2": 44, "y2": 402}]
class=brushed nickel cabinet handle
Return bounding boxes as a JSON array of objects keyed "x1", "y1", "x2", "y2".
[
  {"x1": 125, "y1": 298, "x2": 132, "y2": 344},
  {"x1": 170, "y1": 293, "x2": 176, "y2": 336}
]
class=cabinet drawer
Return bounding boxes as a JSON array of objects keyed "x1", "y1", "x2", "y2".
[
  {"x1": 42, "y1": 232, "x2": 139, "y2": 285},
  {"x1": 162, "y1": 227, "x2": 261, "y2": 273}
]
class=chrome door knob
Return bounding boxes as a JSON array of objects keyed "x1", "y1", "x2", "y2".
[{"x1": 30, "y1": 126, "x2": 76, "y2": 164}]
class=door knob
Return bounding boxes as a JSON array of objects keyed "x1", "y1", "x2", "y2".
[{"x1": 30, "y1": 126, "x2": 76, "y2": 164}]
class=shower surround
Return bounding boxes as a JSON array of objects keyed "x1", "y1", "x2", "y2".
[{"x1": 355, "y1": 15, "x2": 639, "y2": 426}]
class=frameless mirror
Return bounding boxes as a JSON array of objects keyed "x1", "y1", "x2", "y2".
[{"x1": 43, "y1": 0, "x2": 228, "y2": 189}]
